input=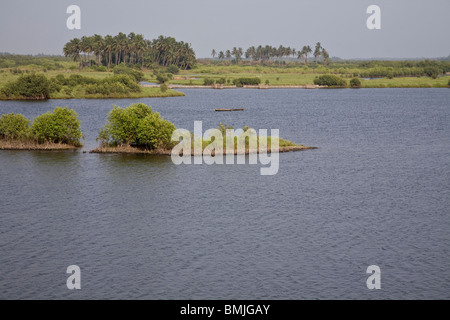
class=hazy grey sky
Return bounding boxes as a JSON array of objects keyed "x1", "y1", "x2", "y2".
[{"x1": 1, "y1": 0, "x2": 449, "y2": 59}]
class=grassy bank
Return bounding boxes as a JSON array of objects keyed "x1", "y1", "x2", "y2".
[
  {"x1": 0, "y1": 139, "x2": 78, "y2": 150},
  {"x1": 0, "y1": 67, "x2": 184, "y2": 100},
  {"x1": 48, "y1": 86, "x2": 184, "y2": 99},
  {"x1": 90, "y1": 143, "x2": 317, "y2": 155},
  {"x1": 1, "y1": 56, "x2": 449, "y2": 95},
  {"x1": 168, "y1": 64, "x2": 450, "y2": 88}
]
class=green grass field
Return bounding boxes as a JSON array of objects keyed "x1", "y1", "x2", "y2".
[
  {"x1": 168, "y1": 64, "x2": 449, "y2": 87},
  {"x1": 1, "y1": 58, "x2": 449, "y2": 92}
]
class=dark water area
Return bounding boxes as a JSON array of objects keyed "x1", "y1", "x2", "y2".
[{"x1": 0, "y1": 88, "x2": 449, "y2": 299}]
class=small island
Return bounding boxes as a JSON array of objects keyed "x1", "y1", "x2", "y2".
[
  {"x1": 90, "y1": 103, "x2": 316, "y2": 155},
  {"x1": 0, "y1": 107, "x2": 83, "y2": 150}
]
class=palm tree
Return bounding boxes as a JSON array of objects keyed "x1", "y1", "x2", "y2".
[
  {"x1": 211, "y1": 49, "x2": 216, "y2": 59},
  {"x1": 135, "y1": 34, "x2": 147, "y2": 65},
  {"x1": 245, "y1": 46, "x2": 256, "y2": 60},
  {"x1": 218, "y1": 51, "x2": 225, "y2": 59},
  {"x1": 116, "y1": 32, "x2": 127, "y2": 64},
  {"x1": 104, "y1": 35, "x2": 114, "y2": 69},
  {"x1": 112, "y1": 35, "x2": 120, "y2": 65},
  {"x1": 291, "y1": 48, "x2": 297, "y2": 59},
  {"x1": 321, "y1": 48, "x2": 330, "y2": 65},
  {"x1": 80, "y1": 36, "x2": 95, "y2": 67},
  {"x1": 225, "y1": 50, "x2": 231, "y2": 59},
  {"x1": 92, "y1": 34, "x2": 104, "y2": 66},
  {"x1": 314, "y1": 42, "x2": 322, "y2": 61},
  {"x1": 301, "y1": 45, "x2": 312, "y2": 64},
  {"x1": 63, "y1": 38, "x2": 81, "y2": 67}
]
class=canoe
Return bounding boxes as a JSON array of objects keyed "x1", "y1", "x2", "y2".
[{"x1": 214, "y1": 108, "x2": 244, "y2": 112}]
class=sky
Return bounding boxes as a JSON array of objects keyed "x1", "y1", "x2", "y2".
[{"x1": 0, "y1": 0, "x2": 449, "y2": 59}]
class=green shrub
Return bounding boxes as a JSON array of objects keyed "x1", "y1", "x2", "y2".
[
  {"x1": 233, "y1": 77, "x2": 261, "y2": 86},
  {"x1": 216, "y1": 77, "x2": 226, "y2": 85},
  {"x1": 155, "y1": 73, "x2": 173, "y2": 84},
  {"x1": 98, "y1": 103, "x2": 176, "y2": 149},
  {"x1": 90, "y1": 65, "x2": 107, "y2": 72},
  {"x1": 424, "y1": 66, "x2": 440, "y2": 79},
  {"x1": 84, "y1": 75, "x2": 141, "y2": 95},
  {"x1": 55, "y1": 74, "x2": 68, "y2": 85},
  {"x1": 67, "y1": 74, "x2": 97, "y2": 86},
  {"x1": 113, "y1": 63, "x2": 144, "y2": 82},
  {"x1": 350, "y1": 77, "x2": 361, "y2": 88},
  {"x1": 10, "y1": 68, "x2": 23, "y2": 75},
  {"x1": 1, "y1": 73, "x2": 51, "y2": 99},
  {"x1": 313, "y1": 74, "x2": 347, "y2": 87},
  {"x1": 203, "y1": 78, "x2": 215, "y2": 86},
  {"x1": 31, "y1": 107, "x2": 82, "y2": 146},
  {"x1": 137, "y1": 112, "x2": 176, "y2": 149},
  {"x1": 0, "y1": 113, "x2": 30, "y2": 140},
  {"x1": 160, "y1": 83, "x2": 168, "y2": 92},
  {"x1": 49, "y1": 78, "x2": 62, "y2": 93},
  {"x1": 105, "y1": 75, "x2": 141, "y2": 92},
  {"x1": 166, "y1": 65, "x2": 179, "y2": 74}
]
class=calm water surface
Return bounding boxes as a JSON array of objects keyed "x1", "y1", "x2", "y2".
[{"x1": 0, "y1": 88, "x2": 449, "y2": 299}]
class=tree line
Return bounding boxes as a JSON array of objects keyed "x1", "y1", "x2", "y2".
[
  {"x1": 63, "y1": 33, "x2": 196, "y2": 70},
  {"x1": 211, "y1": 43, "x2": 330, "y2": 65}
]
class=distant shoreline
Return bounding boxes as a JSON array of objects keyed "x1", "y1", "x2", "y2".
[{"x1": 141, "y1": 84, "x2": 450, "y2": 90}]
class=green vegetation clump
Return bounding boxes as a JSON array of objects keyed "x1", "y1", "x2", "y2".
[
  {"x1": 203, "y1": 78, "x2": 215, "y2": 86},
  {"x1": 424, "y1": 66, "x2": 440, "y2": 79},
  {"x1": 0, "y1": 54, "x2": 68, "y2": 70},
  {"x1": 113, "y1": 63, "x2": 144, "y2": 82},
  {"x1": 154, "y1": 72, "x2": 173, "y2": 84},
  {"x1": 97, "y1": 103, "x2": 176, "y2": 150},
  {"x1": 0, "y1": 113, "x2": 30, "y2": 140},
  {"x1": 350, "y1": 77, "x2": 362, "y2": 88},
  {"x1": 85, "y1": 75, "x2": 141, "y2": 95},
  {"x1": 31, "y1": 107, "x2": 83, "y2": 146},
  {"x1": 166, "y1": 65, "x2": 179, "y2": 74},
  {"x1": 314, "y1": 74, "x2": 347, "y2": 87},
  {"x1": 0, "y1": 107, "x2": 82, "y2": 147},
  {"x1": 0, "y1": 72, "x2": 145, "y2": 99},
  {"x1": 90, "y1": 65, "x2": 107, "y2": 72},
  {"x1": 210, "y1": 123, "x2": 299, "y2": 150},
  {"x1": 1, "y1": 73, "x2": 51, "y2": 99},
  {"x1": 54, "y1": 74, "x2": 97, "y2": 86},
  {"x1": 215, "y1": 77, "x2": 226, "y2": 85},
  {"x1": 232, "y1": 77, "x2": 261, "y2": 86}
]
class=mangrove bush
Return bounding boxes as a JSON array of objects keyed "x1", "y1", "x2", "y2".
[{"x1": 97, "y1": 103, "x2": 176, "y2": 150}]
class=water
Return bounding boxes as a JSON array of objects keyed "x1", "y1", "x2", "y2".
[{"x1": 0, "y1": 88, "x2": 449, "y2": 299}]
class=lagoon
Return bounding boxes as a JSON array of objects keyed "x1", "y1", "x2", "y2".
[{"x1": 0, "y1": 88, "x2": 449, "y2": 299}]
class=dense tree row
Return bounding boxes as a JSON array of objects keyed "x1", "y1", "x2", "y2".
[
  {"x1": 63, "y1": 33, "x2": 196, "y2": 70},
  {"x1": 211, "y1": 43, "x2": 330, "y2": 65}
]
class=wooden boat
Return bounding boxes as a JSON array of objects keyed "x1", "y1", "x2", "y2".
[{"x1": 214, "y1": 108, "x2": 244, "y2": 112}]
